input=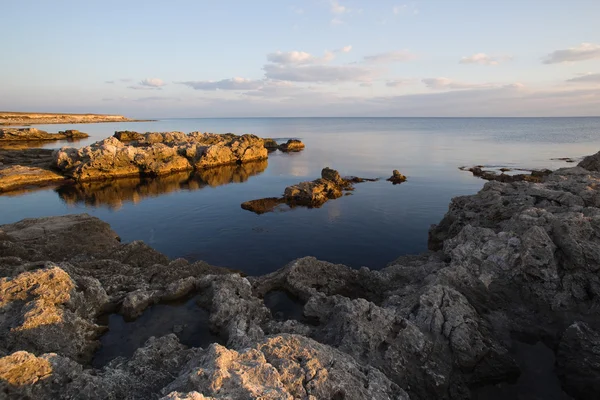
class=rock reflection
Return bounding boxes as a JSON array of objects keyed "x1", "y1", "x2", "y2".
[{"x1": 57, "y1": 159, "x2": 268, "y2": 209}]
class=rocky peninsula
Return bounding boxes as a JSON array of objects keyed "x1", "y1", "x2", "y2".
[
  {"x1": 0, "y1": 112, "x2": 143, "y2": 126},
  {"x1": 1, "y1": 150, "x2": 600, "y2": 399},
  {"x1": 0, "y1": 131, "x2": 305, "y2": 193},
  {"x1": 0, "y1": 128, "x2": 89, "y2": 142}
]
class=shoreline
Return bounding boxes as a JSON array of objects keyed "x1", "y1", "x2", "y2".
[
  {"x1": 0, "y1": 111, "x2": 152, "y2": 126},
  {"x1": 1, "y1": 150, "x2": 599, "y2": 398}
]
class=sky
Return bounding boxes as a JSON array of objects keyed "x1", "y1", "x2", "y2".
[{"x1": 1, "y1": 0, "x2": 600, "y2": 117}]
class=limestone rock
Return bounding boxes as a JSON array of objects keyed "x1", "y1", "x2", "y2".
[
  {"x1": 387, "y1": 170, "x2": 407, "y2": 184},
  {"x1": 0, "y1": 127, "x2": 89, "y2": 141},
  {"x1": 278, "y1": 139, "x2": 305, "y2": 152},
  {"x1": 0, "y1": 165, "x2": 66, "y2": 192}
]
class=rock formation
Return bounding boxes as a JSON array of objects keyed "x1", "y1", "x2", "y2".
[
  {"x1": 2, "y1": 150, "x2": 600, "y2": 399},
  {"x1": 278, "y1": 139, "x2": 305, "y2": 152},
  {"x1": 387, "y1": 170, "x2": 407, "y2": 184},
  {"x1": 53, "y1": 132, "x2": 268, "y2": 182},
  {"x1": 241, "y1": 167, "x2": 374, "y2": 213},
  {"x1": 0, "y1": 112, "x2": 139, "y2": 126},
  {"x1": 0, "y1": 128, "x2": 89, "y2": 141},
  {"x1": 459, "y1": 165, "x2": 552, "y2": 182}
]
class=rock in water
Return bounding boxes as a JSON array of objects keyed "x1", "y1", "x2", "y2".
[
  {"x1": 0, "y1": 127, "x2": 89, "y2": 141},
  {"x1": 52, "y1": 133, "x2": 268, "y2": 182},
  {"x1": 278, "y1": 139, "x2": 305, "y2": 152},
  {"x1": 321, "y1": 166, "x2": 342, "y2": 183},
  {"x1": 578, "y1": 150, "x2": 600, "y2": 171},
  {"x1": 387, "y1": 169, "x2": 407, "y2": 184},
  {"x1": 262, "y1": 138, "x2": 279, "y2": 150}
]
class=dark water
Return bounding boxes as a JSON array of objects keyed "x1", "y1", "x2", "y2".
[
  {"x1": 2, "y1": 117, "x2": 600, "y2": 274},
  {"x1": 92, "y1": 295, "x2": 221, "y2": 367}
]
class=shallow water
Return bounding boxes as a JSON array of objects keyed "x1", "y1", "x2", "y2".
[{"x1": 2, "y1": 117, "x2": 600, "y2": 274}]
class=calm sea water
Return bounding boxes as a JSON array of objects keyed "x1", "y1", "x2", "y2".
[{"x1": 2, "y1": 117, "x2": 599, "y2": 275}]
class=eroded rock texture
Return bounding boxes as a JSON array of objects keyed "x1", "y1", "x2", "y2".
[{"x1": 2, "y1": 150, "x2": 600, "y2": 399}]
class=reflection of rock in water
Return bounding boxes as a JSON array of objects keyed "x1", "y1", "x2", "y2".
[
  {"x1": 472, "y1": 340, "x2": 572, "y2": 400},
  {"x1": 92, "y1": 295, "x2": 222, "y2": 368},
  {"x1": 56, "y1": 159, "x2": 268, "y2": 209}
]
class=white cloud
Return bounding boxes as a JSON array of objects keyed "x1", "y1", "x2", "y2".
[
  {"x1": 127, "y1": 85, "x2": 162, "y2": 90},
  {"x1": 105, "y1": 80, "x2": 115, "y2": 84},
  {"x1": 363, "y1": 51, "x2": 416, "y2": 63},
  {"x1": 267, "y1": 51, "x2": 316, "y2": 65},
  {"x1": 134, "y1": 96, "x2": 180, "y2": 102},
  {"x1": 422, "y1": 77, "x2": 501, "y2": 90},
  {"x1": 567, "y1": 72, "x2": 600, "y2": 83},
  {"x1": 338, "y1": 45, "x2": 352, "y2": 53},
  {"x1": 330, "y1": 17, "x2": 343, "y2": 25},
  {"x1": 178, "y1": 78, "x2": 264, "y2": 90},
  {"x1": 331, "y1": 0, "x2": 346, "y2": 14},
  {"x1": 264, "y1": 64, "x2": 375, "y2": 83},
  {"x1": 393, "y1": 5, "x2": 407, "y2": 14},
  {"x1": 459, "y1": 53, "x2": 512, "y2": 65},
  {"x1": 139, "y1": 78, "x2": 166, "y2": 87},
  {"x1": 543, "y1": 43, "x2": 600, "y2": 64}
]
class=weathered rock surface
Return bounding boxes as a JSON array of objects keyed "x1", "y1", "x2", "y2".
[
  {"x1": 278, "y1": 139, "x2": 305, "y2": 152},
  {"x1": 459, "y1": 165, "x2": 552, "y2": 183},
  {"x1": 53, "y1": 132, "x2": 268, "y2": 182},
  {"x1": 0, "y1": 147, "x2": 68, "y2": 192},
  {"x1": 242, "y1": 167, "x2": 375, "y2": 213},
  {"x1": 387, "y1": 169, "x2": 407, "y2": 184},
  {"x1": 3, "y1": 149, "x2": 600, "y2": 399},
  {"x1": 262, "y1": 138, "x2": 279, "y2": 150},
  {"x1": 0, "y1": 128, "x2": 89, "y2": 141}
]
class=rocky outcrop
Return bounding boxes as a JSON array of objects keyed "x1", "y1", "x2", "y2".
[
  {"x1": 0, "y1": 147, "x2": 68, "y2": 192},
  {"x1": 0, "y1": 112, "x2": 140, "y2": 126},
  {"x1": 578, "y1": 149, "x2": 600, "y2": 171},
  {"x1": 459, "y1": 165, "x2": 552, "y2": 183},
  {"x1": 262, "y1": 138, "x2": 279, "y2": 151},
  {"x1": 278, "y1": 139, "x2": 305, "y2": 152},
  {"x1": 0, "y1": 128, "x2": 89, "y2": 141},
  {"x1": 53, "y1": 133, "x2": 268, "y2": 182},
  {"x1": 387, "y1": 170, "x2": 407, "y2": 184},
  {"x1": 4, "y1": 150, "x2": 600, "y2": 399},
  {"x1": 241, "y1": 167, "x2": 375, "y2": 213}
]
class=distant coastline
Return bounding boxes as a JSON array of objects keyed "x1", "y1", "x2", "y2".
[{"x1": 0, "y1": 111, "x2": 153, "y2": 126}]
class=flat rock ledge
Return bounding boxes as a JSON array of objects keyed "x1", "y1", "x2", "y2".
[
  {"x1": 2, "y1": 150, "x2": 600, "y2": 399},
  {"x1": 0, "y1": 128, "x2": 89, "y2": 142},
  {"x1": 0, "y1": 112, "x2": 140, "y2": 126},
  {"x1": 241, "y1": 167, "x2": 376, "y2": 213},
  {"x1": 459, "y1": 165, "x2": 552, "y2": 183}
]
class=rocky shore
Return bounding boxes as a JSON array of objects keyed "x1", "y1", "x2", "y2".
[
  {"x1": 0, "y1": 112, "x2": 143, "y2": 126},
  {"x1": 0, "y1": 132, "x2": 305, "y2": 193},
  {"x1": 0, "y1": 128, "x2": 89, "y2": 142},
  {"x1": 1, "y1": 150, "x2": 600, "y2": 399}
]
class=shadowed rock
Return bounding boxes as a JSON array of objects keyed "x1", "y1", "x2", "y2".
[{"x1": 459, "y1": 165, "x2": 552, "y2": 183}]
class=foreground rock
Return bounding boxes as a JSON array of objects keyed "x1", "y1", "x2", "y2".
[
  {"x1": 4, "y1": 150, "x2": 600, "y2": 399},
  {"x1": 0, "y1": 112, "x2": 140, "y2": 126},
  {"x1": 242, "y1": 167, "x2": 373, "y2": 213},
  {"x1": 0, "y1": 128, "x2": 88, "y2": 141},
  {"x1": 53, "y1": 132, "x2": 268, "y2": 181}
]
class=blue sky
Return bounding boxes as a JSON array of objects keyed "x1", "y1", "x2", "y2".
[{"x1": 2, "y1": 0, "x2": 600, "y2": 117}]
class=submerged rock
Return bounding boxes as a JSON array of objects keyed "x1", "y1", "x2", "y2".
[
  {"x1": 0, "y1": 128, "x2": 88, "y2": 141},
  {"x1": 278, "y1": 139, "x2": 305, "y2": 152},
  {"x1": 387, "y1": 169, "x2": 407, "y2": 184}
]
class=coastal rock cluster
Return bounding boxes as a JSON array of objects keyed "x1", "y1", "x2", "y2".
[
  {"x1": 1, "y1": 151, "x2": 600, "y2": 399},
  {"x1": 241, "y1": 167, "x2": 377, "y2": 213},
  {"x1": 0, "y1": 112, "x2": 136, "y2": 126},
  {"x1": 0, "y1": 130, "x2": 305, "y2": 192}
]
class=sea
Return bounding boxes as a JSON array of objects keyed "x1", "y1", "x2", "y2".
[{"x1": 2, "y1": 117, "x2": 600, "y2": 275}]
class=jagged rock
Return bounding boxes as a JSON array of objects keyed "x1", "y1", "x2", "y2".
[
  {"x1": 578, "y1": 150, "x2": 600, "y2": 171},
  {"x1": 114, "y1": 130, "x2": 144, "y2": 141},
  {"x1": 557, "y1": 322, "x2": 600, "y2": 399},
  {"x1": 459, "y1": 165, "x2": 552, "y2": 183},
  {"x1": 387, "y1": 170, "x2": 407, "y2": 184},
  {"x1": 278, "y1": 139, "x2": 305, "y2": 152},
  {"x1": 161, "y1": 334, "x2": 408, "y2": 400},
  {"x1": 0, "y1": 266, "x2": 108, "y2": 363},
  {"x1": 321, "y1": 166, "x2": 342, "y2": 183},
  {"x1": 53, "y1": 133, "x2": 268, "y2": 181},
  {"x1": 0, "y1": 127, "x2": 89, "y2": 141}
]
